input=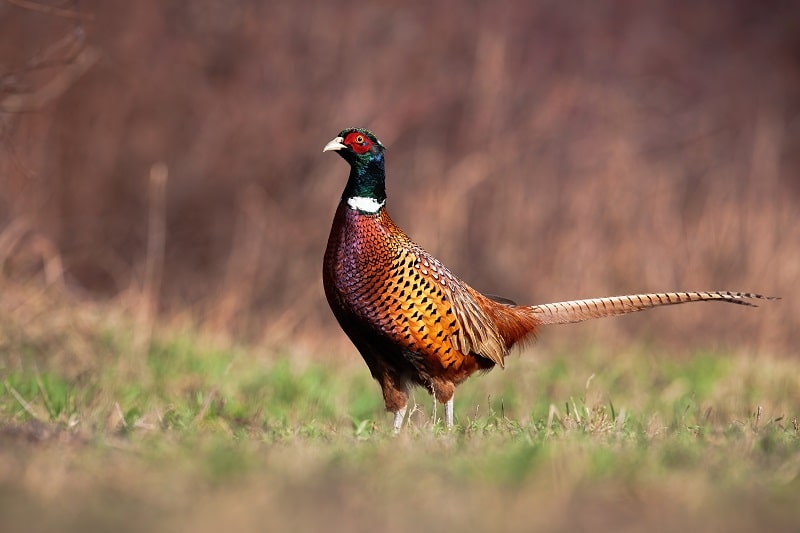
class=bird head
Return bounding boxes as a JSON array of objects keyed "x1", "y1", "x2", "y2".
[
  {"x1": 324, "y1": 128, "x2": 387, "y2": 210},
  {"x1": 323, "y1": 127, "x2": 385, "y2": 164}
]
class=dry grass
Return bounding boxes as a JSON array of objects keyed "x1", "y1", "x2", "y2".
[
  {"x1": 1, "y1": 285, "x2": 799, "y2": 532},
  {"x1": 0, "y1": 0, "x2": 797, "y2": 352}
]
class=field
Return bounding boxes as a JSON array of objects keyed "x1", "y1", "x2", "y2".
[
  {"x1": 1, "y1": 287, "x2": 798, "y2": 532},
  {"x1": 2, "y1": 2, "x2": 800, "y2": 532}
]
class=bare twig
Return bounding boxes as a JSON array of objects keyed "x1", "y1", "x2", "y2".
[
  {"x1": 33, "y1": 363, "x2": 53, "y2": 416},
  {"x1": 753, "y1": 405, "x2": 763, "y2": 432},
  {"x1": 114, "y1": 401, "x2": 127, "y2": 429},
  {"x1": 6, "y1": 381, "x2": 45, "y2": 420},
  {"x1": 12, "y1": 27, "x2": 87, "y2": 73},
  {"x1": 5, "y1": 0, "x2": 95, "y2": 21},
  {"x1": 0, "y1": 45, "x2": 101, "y2": 113},
  {"x1": 407, "y1": 399, "x2": 422, "y2": 429},
  {"x1": 0, "y1": 218, "x2": 31, "y2": 272},
  {"x1": 193, "y1": 388, "x2": 219, "y2": 424},
  {"x1": 546, "y1": 403, "x2": 559, "y2": 435},
  {"x1": 584, "y1": 373, "x2": 595, "y2": 406},
  {"x1": 615, "y1": 407, "x2": 626, "y2": 433},
  {"x1": 430, "y1": 384, "x2": 438, "y2": 428},
  {"x1": 142, "y1": 162, "x2": 168, "y2": 317},
  {"x1": 133, "y1": 162, "x2": 168, "y2": 360}
]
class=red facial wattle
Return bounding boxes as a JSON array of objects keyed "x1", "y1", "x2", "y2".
[{"x1": 343, "y1": 131, "x2": 373, "y2": 154}]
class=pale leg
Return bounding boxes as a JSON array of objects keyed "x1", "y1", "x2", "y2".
[
  {"x1": 392, "y1": 405, "x2": 408, "y2": 433},
  {"x1": 445, "y1": 396, "x2": 454, "y2": 429}
]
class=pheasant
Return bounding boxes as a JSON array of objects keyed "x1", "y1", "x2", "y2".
[{"x1": 322, "y1": 127, "x2": 774, "y2": 431}]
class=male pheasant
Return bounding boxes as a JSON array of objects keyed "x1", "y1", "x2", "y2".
[{"x1": 322, "y1": 127, "x2": 774, "y2": 431}]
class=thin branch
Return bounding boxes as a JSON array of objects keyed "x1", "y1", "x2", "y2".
[
  {"x1": 5, "y1": 0, "x2": 95, "y2": 21},
  {"x1": 19, "y1": 27, "x2": 88, "y2": 73},
  {"x1": 133, "y1": 162, "x2": 168, "y2": 363},
  {"x1": 6, "y1": 381, "x2": 45, "y2": 420},
  {"x1": 0, "y1": 45, "x2": 101, "y2": 113}
]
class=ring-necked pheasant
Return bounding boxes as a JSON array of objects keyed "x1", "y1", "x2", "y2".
[{"x1": 322, "y1": 127, "x2": 775, "y2": 431}]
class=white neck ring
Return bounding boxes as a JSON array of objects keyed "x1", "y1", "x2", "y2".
[{"x1": 346, "y1": 196, "x2": 385, "y2": 213}]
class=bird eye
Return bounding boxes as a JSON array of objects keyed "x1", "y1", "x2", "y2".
[{"x1": 355, "y1": 135, "x2": 365, "y2": 144}]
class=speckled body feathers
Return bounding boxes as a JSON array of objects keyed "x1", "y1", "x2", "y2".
[{"x1": 323, "y1": 202, "x2": 540, "y2": 411}]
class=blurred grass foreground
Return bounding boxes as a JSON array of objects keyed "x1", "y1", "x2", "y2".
[
  {"x1": 1, "y1": 0, "x2": 797, "y2": 349},
  {"x1": 1, "y1": 284, "x2": 799, "y2": 532},
  {"x1": 1, "y1": 1, "x2": 799, "y2": 532}
]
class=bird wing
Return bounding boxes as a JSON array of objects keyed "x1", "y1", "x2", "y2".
[{"x1": 377, "y1": 245, "x2": 508, "y2": 369}]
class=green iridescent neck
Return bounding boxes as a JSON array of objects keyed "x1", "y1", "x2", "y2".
[{"x1": 342, "y1": 151, "x2": 386, "y2": 205}]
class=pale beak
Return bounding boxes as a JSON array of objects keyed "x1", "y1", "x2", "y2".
[{"x1": 323, "y1": 136, "x2": 347, "y2": 153}]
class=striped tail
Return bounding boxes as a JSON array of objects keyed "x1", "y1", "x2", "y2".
[{"x1": 530, "y1": 291, "x2": 777, "y2": 326}]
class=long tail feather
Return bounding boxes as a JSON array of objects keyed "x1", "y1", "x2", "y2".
[{"x1": 530, "y1": 291, "x2": 777, "y2": 326}]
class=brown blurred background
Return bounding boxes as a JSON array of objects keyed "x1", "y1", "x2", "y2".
[{"x1": 1, "y1": 0, "x2": 798, "y2": 356}]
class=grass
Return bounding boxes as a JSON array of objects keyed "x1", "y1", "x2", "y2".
[{"x1": 0, "y1": 290, "x2": 798, "y2": 532}]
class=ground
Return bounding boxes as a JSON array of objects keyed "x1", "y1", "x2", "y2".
[{"x1": 1, "y1": 295, "x2": 798, "y2": 532}]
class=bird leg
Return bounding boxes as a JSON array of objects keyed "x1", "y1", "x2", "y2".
[
  {"x1": 445, "y1": 397, "x2": 454, "y2": 429},
  {"x1": 392, "y1": 405, "x2": 408, "y2": 433},
  {"x1": 430, "y1": 380, "x2": 455, "y2": 429},
  {"x1": 378, "y1": 373, "x2": 409, "y2": 432}
]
